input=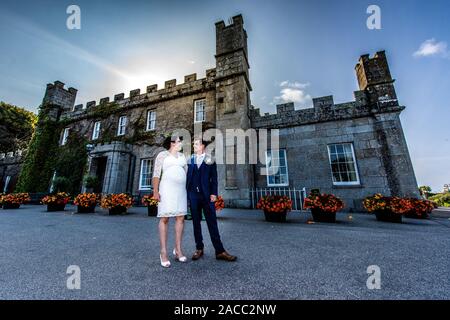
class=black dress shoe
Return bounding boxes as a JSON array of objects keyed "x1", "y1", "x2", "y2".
[
  {"x1": 192, "y1": 249, "x2": 204, "y2": 260},
  {"x1": 216, "y1": 251, "x2": 237, "y2": 262}
]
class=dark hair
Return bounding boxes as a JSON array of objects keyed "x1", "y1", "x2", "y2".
[
  {"x1": 163, "y1": 135, "x2": 183, "y2": 150},
  {"x1": 194, "y1": 138, "x2": 212, "y2": 148}
]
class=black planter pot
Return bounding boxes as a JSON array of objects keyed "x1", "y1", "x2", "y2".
[
  {"x1": 147, "y1": 205, "x2": 157, "y2": 217},
  {"x1": 311, "y1": 208, "x2": 336, "y2": 223},
  {"x1": 404, "y1": 211, "x2": 429, "y2": 219},
  {"x1": 47, "y1": 203, "x2": 66, "y2": 212},
  {"x1": 264, "y1": 210, "x2": 287, "y2": 222},
  {"x1": 77, "y1": 204, "x2": 96, "y2": 214},
  {"x1": 109, "y1": 206, "x2": 127, "y2": 215},
  {"x1": 2, "y1": 202, "x2": 21, "y2": 209},
  {"x1": 375, "y1": 210, "x2": 402, "y2": 223}
]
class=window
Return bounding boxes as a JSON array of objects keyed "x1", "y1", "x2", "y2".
[
  {"x1": 139, "y1": 159, "x2": 153, "y2": 190},
  {"x1": 146, "y1": 110, "x2": 156, "y2": 131},
  {"x1": 194, "y1": 99, "x2": 206, "y2": 123},
  {"x1": 92, "y1": 121, "x2": 101, "y2": 140},
  {"x1": 117, "y1": 116, "x2": 127, "y2": 136},
  {"x1": 327, "y1": 143, "x2": 360, "y2": 185},
  {"x1": 61, "y1": 128, "x2": 69, "y2": 145},
  {"x1": 265, "y1": 149, "x2": 289, "y2": 187}
]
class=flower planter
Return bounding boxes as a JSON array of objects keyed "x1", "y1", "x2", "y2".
[
  {"x1": 2, "y1": 202, "x2": 21, "y2": 209},
  {"x1": 47, "y1": 203, "x2": 66, "y2": 212},
  {"x1": 264, "y1": 210, "x2": 287, "y2": 223},
  {"x1": 311, "y1": 208, "x2": 336, "y2": 223},
  {"x1": 147, "y1": 205, "x2": 157, "y2": 217},
  {"x1": 109, "y1": 206, "x2": 127, "y2": 215},
  {"x1": 375, "y1": 210, "x2": 402, "y2": 223},
  {"x1": 77, "y1": 204, "x2": 96, "y2": 214}
]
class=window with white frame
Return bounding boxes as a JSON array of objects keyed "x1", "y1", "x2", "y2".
[
  {"x1": 194, "y1": 99, "x2": 206, "y2": 123},
  {"x1": 139, "y1": 159, "x2": 153, "y2": 190},
  {"x1": 117, "y1": 116, "x2": 127, "y2": 136},
  {"x1": 327, "y1": 143, "x2": 360, "y2": 185},
  {"x1": 61, "y1": 128, "x2": 70, "y2": 145},
  {"x1": 92, "y1": 121, "x2": 101, "y2": 140},
  {"x1": 265, "y1": 149, "x2": 289, "y2": 187},
  {"x1": 146, "y1": 110, "x2": 156, "y2": 131}
]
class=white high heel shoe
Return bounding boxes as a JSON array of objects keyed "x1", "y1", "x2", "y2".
[
  {"x1": 173, "y1": 249, "x2": 187, "y2": 262},
  {"x1": 160, "y1": 254, "x2": 171, "y2": 268}
]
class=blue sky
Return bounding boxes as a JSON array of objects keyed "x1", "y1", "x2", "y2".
[{"x1": 0, "y1": 0, "x2": 449, "y2": 192}]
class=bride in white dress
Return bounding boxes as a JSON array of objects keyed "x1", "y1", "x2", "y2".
[{"x1": 152, "y1": 135, "x2": 188, "y2": 268}]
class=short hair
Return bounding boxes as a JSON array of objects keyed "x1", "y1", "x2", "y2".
[
  {"x1": 163, "y1": 135, "x2": 183, "y2": 150},
  {"x1": 194, "y1": 137, "x2": 212, "y2": 148}
]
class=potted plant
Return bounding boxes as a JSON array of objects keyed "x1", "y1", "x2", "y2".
[
  {"x1": 363, "y1": 194, "x2": 412, "y2": 223},
  {"x1": 84, "y1": 175, "x2": 100, "y2": 193},
  {"x1": 73, "y1": 193, "x2": 99, "y2": 213},
  {"x1": 141, "y1": 194, "x2": 158, "y2": 216},
  {"x1": 41, "y1": 192, "x2": 70, "y2": 212},
  {"x1": 101, "y1": 193, "x2": 133, "y2": 215},
  {"x1": 256, "y1": 195, "x2": 292, "y2": 222},
  {"x1": 1, "y1": 193, "x2": 31, "y2": 209},
  {"x1": 304, "y1": 193, "x2": 344, "y2": 223},
  {"x1": 404, "y1": 198, "x2": 437, "y2": 219}
]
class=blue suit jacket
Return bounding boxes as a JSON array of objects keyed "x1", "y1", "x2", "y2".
[{"x1": 186, "y1": 155, "x2": 218, "y2": 200}]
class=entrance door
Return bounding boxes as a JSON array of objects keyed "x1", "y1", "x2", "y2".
[{"x1": 93, "y1": 157, "x2": 107, "y2": 193}]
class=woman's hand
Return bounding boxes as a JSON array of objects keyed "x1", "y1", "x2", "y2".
[{"x1": 153, "y1": 191, "x2": 160, "y2": 202}]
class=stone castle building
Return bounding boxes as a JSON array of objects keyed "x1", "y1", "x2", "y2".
[{"x1": 1, "y1": 14, "x2": 419, "y2": 210}]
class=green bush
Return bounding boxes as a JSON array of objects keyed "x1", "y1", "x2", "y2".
[
  {"x1": 51, "y1": 176, "x2": 70, "y2": 193},
  {"x1": 84, "y1": 175, "x2": 100, "y2": 190},
  {"x1": 429, "y1": 193, "x2": 450, "y2": 207}
]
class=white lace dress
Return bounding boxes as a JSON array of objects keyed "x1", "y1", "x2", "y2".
[{"x1": 152, "y1": 151, "x2": 188, "y2": 217}]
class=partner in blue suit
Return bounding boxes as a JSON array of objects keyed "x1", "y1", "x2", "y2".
[{"x1": 186, "y1": 138, "x2": 237, "y2": 262}]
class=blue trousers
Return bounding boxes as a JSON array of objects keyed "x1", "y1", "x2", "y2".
[{"x1": 188, "y1": 192, "x2": 225, "y2": 255}]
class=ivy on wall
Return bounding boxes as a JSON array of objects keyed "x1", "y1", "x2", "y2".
[
  {"x1": 15, "y1": 106, "x2": 60, "y2": 193},
  {"x1": 54, "y1": 132, "x2": 88, "y2": 196},
  {"x1": 15, "y1": 104, "x2": 88, "y2": 195}
]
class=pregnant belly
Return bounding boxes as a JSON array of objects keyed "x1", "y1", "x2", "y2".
[{"x1": 162, "y1": 166, "x2": 186, "y2": 184}]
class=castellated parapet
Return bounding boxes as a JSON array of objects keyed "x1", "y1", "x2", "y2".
[
  {"x1": 251, "y1": 91, "x2": 403, "y2": 129},
  {"x1": 61, "y1": 68, "x2": 217, "y2": 120}
]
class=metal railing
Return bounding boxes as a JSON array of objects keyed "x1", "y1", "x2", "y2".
[{"x1": 250, "y1": 187, "x2": 307, "y2": 211}]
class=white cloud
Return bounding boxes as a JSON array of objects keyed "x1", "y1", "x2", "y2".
[
  {"x1": 413, "y1": 39, "x2": 449, "y2": 58},
  {"x1": 271, "y1": 80, "x2": 312, "y2": 108},
  {"x1": 279, "y1": 80, "x2": 310, "y2": 89}
]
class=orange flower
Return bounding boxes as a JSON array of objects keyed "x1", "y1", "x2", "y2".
[
  {"x1": 101, "y1": 193, "x2": 133, "y2": 209},
  {"x1": 74, "y1": 193, "x2": 99, "y2": 208},
  {"x1": 41, "y1": 192, "x2": 70, "y2": 205},
  {"x1": 303, "y1": 193, "x2": 344, "y2": 213}
]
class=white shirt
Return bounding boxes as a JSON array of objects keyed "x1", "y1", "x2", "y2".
[{"x1": 195, "y1": 153, "x2": 205, "y2": 168}]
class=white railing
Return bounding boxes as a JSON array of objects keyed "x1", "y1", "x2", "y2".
[{"x1": 250, "y1": 187, "x2": 307, "y2": 211}]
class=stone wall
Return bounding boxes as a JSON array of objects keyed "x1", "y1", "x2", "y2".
[
  {"x1": 251, "y1": 98, "x2": 419, "y2": 211},
  {"x1": 0, "y1": 151, "x2": 25, "y2": 193}
]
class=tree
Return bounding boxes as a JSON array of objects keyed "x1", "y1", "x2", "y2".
[
  {"x1": 0, "y1": 102, "x2": 37, "y2": 152},
  {"x1": 419, "y1": 186, "x2": 432, "y2": 198}
]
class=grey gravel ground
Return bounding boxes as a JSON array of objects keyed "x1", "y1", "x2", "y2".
[{"x1": 0, "y1": 205, "x2": 449, "y2": 300}]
